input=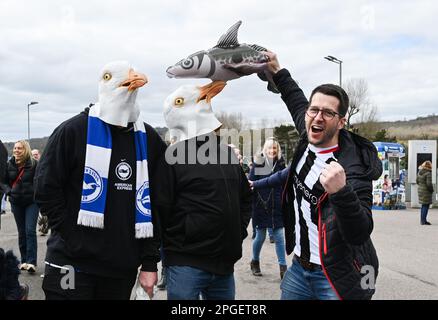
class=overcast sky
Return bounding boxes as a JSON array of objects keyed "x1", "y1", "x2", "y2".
[{"x1": 1, "y1": 0, "x2": 437, "y2": 142}]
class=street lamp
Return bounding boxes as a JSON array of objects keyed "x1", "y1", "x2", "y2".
[
  {"x1": 324, "y1": 55, "x2": 343, "y2": 87},
  {"x1": 27, "y1": 101, "x2": 39, "y2": 141}
]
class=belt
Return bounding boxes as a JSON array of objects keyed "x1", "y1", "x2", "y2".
[{"x1": 294, "y1": 255, "x2": 322, "y2": 272}]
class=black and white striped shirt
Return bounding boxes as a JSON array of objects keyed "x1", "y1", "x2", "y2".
[{"x1": 292, "y1": 144, "x2": 339, "y2": 264}]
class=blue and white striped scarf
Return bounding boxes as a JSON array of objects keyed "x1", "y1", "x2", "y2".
[{"x1": 77, "y1": 107, "x2": 153, "y2": 238}]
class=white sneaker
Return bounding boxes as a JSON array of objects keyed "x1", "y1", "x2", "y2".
[
  {"x1": 19, "y1": 263, "x2": 28, "y2": 271},
  {"x1": 26, "y1": 264, "x2": 36, "y2": 273}
]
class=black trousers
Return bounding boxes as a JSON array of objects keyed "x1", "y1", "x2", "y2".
[{"x1": 42, "y1": 265, "x2": 136, "y2": 300}]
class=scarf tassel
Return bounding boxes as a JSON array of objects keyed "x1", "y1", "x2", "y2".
[
  {"x1": 77, "y1": 211, "x2": 104, "y2": 229},
  {"x1": 135, "y1": 222, "x2": 154, "y2": 239}
]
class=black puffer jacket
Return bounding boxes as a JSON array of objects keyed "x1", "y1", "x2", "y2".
[
  {"x1": 249, "y1": 156, "x2": 286, "y2": 229},
  {"x1": 154, "y1": 133, "x2": 252, "y2": 275},
  {"x1": 0, "y1": 140, "x2": 8, "y2": 201},
  {"x1": 0, "y1": 140, "x2": 7, "y2": 183},
  {"x1": 0, "y1": 248, "x2": 22, "y2": 300},
  {"x1": 4, "y1": 157, "x2": 37, "y2": 206},
  {"x1": 273, "y1": 69, "x2": 382, "y2": 300}
]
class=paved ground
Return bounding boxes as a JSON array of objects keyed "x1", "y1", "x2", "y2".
[{"x1": 1, "y1": 204, "x2": 437, "y2": 300}]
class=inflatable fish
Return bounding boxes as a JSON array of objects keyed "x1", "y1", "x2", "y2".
[{"x1": 166, "y1": 21, "x2": 279, "y2": 93}]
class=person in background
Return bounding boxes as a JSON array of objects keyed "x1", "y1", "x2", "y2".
[
  {"x1": 0, "y1": 195, "x2": 6, "y2": 216},
  {"x1": 0, "y1": 248, "x2": 29, "y2": 300},
  {"x1": 399, "y1": 169, "x2": 406, "y2": 186},
  {"x1": 381, "y1": 174, "x2": 392, "y2": 204},
  {"x1": 3, "y1": 140, "x2": 39, "y2": 273},
  {"x1": 0, "y1": 140, "x2": 8, "y2": 216},
  {"x1": 416, "y1": 160, "x2": 434, "y2": 225},
  {"x1": 248, "y1": 137, "x2": 287, "y2": 279},
  {"x1": 382, "y1": 174, "x2": 392, "y2": 192},
  {"x1": 31, "y1": 149, "x2": 48, "y2": 236},
  {"x1": 31, "y1": 149, "x2": 41, "y2": 161},
  {"x1": 31, "y1": 150, "x2": 48, "y2": 236}
]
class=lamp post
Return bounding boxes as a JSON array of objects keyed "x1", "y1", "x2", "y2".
[
  {"x1": 27, "y1": 101, "x2": 39, "y2": 141},
  {"x1": 324, "y1": 55, "x2": 343, "y2": 87}
]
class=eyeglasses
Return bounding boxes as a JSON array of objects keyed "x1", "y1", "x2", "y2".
[{"x1": 306, "y1": 107, "x2": 342, "y2": 121}]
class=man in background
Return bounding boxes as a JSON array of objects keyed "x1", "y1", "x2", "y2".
[{"x1": 31, "y1": 149, "x2": 41, "y2": 161}]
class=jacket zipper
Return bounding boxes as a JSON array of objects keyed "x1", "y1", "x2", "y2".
[
  {"x1": 218, "y1": 164, "x2": 233, "y2": 234},
  {"x1": 317, "y1": 192, "x2": 342, "y2": 300},
  {"x1": 353, "y1": 259, "x2": 362, "y2": 272},
  {"x1": 322, "y1": 223, "x2": 327, "y2": 255}
]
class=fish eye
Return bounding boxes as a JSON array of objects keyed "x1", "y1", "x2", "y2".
[
  {"x1": 103, "y1": 73, "x2": 112, "y2": 81},
  {"x1": 181, "y1": 58, "x2": 194, "y2": 70},
  {"x1": 174, "y1": 97, "x2": 184, "y2": 106}
]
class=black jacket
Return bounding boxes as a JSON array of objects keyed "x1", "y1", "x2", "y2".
[
  {"x1": 0, "y1": 248, "x2": 23, "y2": 300},
  {"x1": 154, "y1": 133, "x2": 252, "y2": 275},
  {"x1": 34, "y1": 108, "x2": 167, "y2": 279},
  {"x1": 0, "y1": 140, "x2": 9, "y2": 200},
  {"x1": 249, "y1": 156, "x2": 285, "y2": 229},
  {"x1": 4, "y1": 157, "x2": 37, "y2": 207},
  {"x1": 274, "y1": 69, "x2": 382, "y2": 300},
  {"x1": 0, "y1": 140, "x2": 7, "y2": 181}
]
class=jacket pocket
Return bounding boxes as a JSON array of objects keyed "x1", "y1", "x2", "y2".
[{"x1": 184, "y1": 213, "x2": 222, "y2": 244}]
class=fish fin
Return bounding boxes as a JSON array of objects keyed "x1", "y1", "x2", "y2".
[
  {"x1": 216, "y1": 21, "x2": 242, "y2": 48},
  {"x1": 249, "y1": 44, "x2": 268, "y2": 52},
  {"x1": 224, "y1": 63, "x2": 267, "y2": 77}
]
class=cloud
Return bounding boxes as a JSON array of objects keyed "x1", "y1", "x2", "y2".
[{"x1": 0, "y1": 0, "x2": 437, "y2": 142}]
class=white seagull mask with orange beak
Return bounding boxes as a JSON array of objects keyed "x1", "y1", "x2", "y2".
[
  {"x1": 163, "y1": 81, "x2": 226, "y2": 142},
  {"x1": 93, "y1": 61, "x2": 147, "y2": 127}
]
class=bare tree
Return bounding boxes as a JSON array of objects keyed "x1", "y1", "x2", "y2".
[
  {"x1": 215, "y1": 111, "x2": 245, "y2": 131},
  {"x1": 344, "y1": 78, "x2": 371, "y2": 130},
  {"x1": 356, "y1": 103, "x2": 379, "y2": 140},
  {"x1": 360, "y1": 103, "x2": 378, "y2": 123}
]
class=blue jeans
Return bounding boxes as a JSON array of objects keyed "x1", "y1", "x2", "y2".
[
  {"x1": 252, "y1": 227, "x2": 286, "y2": 265},
  {"x1": 280, "y1": 257, "x2": 339, "y2": 300},
  {"x1": 11, "y1": 203, "x2": 39, "y2": 265},
  {"x1": 421, "y1": 204, "x2": 430, "y2": 224},
  {"x1": 167, "y1": 266, "x2": 235, "y2": 300}
]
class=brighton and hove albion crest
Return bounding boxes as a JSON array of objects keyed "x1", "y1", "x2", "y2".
[
  {"x1": 82, "y1": 167, "x2": 103, "y2": 203},
  {"x1": 115, "y1": 161, "x2": 132, "y2": 181},
  {"x1": 136, "y1": 181, "x2": 151, "y2": 216}
]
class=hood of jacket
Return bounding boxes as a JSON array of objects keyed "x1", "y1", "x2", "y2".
[
  {"x1": 418, "y1": 168, "x2": 431, "y2": 176},
  {"x1": 338, "y1": 129, "x2": 382, "y2": 181}
]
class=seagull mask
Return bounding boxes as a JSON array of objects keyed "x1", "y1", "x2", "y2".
[
  {"x1": 163, "y1": 81, "x2": 226, "y2": 142},
  {"x1": 93, "y1": 61, "x2": 147, "y2": 127}
]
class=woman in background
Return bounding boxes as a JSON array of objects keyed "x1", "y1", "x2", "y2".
[
  {"x1": 416, "y1": 160, "x2": 433, "y2": 225},
  {"x1": 248, "y1": 138, "x2": 287, "y2": 279},
  {"x1": 4, "y1": 140, "x2": 39, "y2": 272}
]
